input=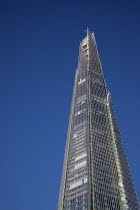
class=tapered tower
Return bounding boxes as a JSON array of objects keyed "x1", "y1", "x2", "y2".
[{"x1": 58, "y1": 29, "x2": 139, "y2": 210}]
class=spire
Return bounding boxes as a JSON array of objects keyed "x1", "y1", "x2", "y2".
[
  {"x1": 86, "y1": 27, "x2": 91, "y2": 37},
  {"x1": 86, "y1": 27, "x2": 95, "y2": 41}
]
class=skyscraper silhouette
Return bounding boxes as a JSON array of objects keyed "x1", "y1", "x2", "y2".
[{"x1": 58, "y1": 29, "x2": 139, "y2": 210}]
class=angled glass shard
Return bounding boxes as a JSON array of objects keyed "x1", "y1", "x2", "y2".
[{"x1": 58, "y1": 29, "x2": 139, "y2": 210}]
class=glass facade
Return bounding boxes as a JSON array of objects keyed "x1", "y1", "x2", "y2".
[{"x1": 58, "y1": 29, "x2": 139, "y2": 210}]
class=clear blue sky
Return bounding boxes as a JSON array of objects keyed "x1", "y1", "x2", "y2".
[{"x1": 0, "y1": 0, "x2": 140, "y2": 209}]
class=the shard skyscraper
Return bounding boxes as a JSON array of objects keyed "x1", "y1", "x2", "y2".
[{"x1": 58, "y1": 29, "x2": 139, "y2": 210}]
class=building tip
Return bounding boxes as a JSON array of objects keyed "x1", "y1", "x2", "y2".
[
  {"x1": 84, "y1": 28, "x2": 95, "y2": 39},
  {"x1": 84, "y1": 27, "x2": 90, "y2": 33}
]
